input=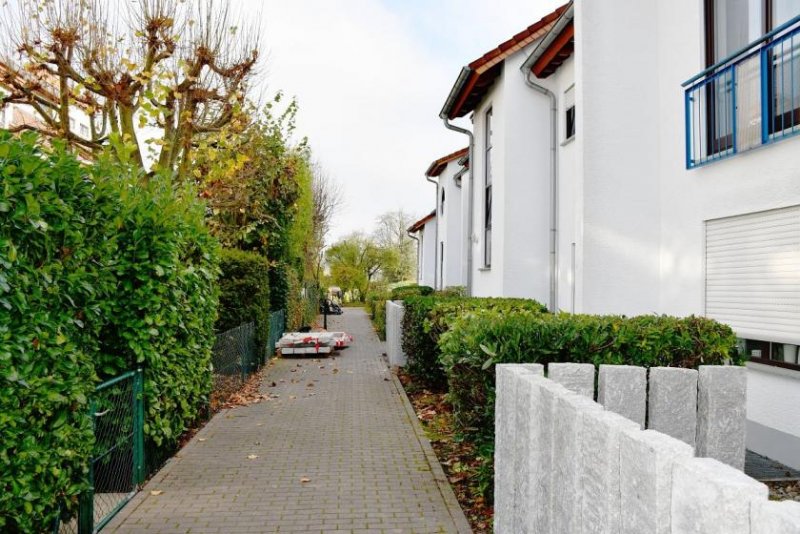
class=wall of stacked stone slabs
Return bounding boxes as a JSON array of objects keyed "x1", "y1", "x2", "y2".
[{"x1": 494, "y1": 363, "x2": 800, "y2": 534}]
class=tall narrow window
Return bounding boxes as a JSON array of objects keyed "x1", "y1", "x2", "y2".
[
  {"x1": 440, "y1": 187, "x2": 445, "y2": 215},
  {"x1": 484, "y1": 108, "x2": 493, "y2": 268},
  {"x1": 564, "y1": 86, "x2": 576, "y2": 140}
]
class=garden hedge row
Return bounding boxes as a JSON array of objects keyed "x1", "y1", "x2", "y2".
[
  {"x1": 0, "y1": 134, "x2": 219, "y2": 531},
  {"x1": 217, "y1": 248, "x2": 271, "y2": 357},
  {"x1": 401, "y1": 296, "x2": 549, "y2": 391},
  {"x1": 438, "y1": 309, "x2": 742, "y2": 442}
]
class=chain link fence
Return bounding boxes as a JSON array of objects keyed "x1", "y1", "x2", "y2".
[{"x1": 267, "y1": 309, "x2": 285, "y2": 358}]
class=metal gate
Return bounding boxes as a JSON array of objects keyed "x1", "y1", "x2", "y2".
[{"x1": 55, "y1": 369, "x2": 144, "y2": 533}]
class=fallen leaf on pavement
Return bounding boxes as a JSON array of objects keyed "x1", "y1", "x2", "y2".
[
  {"x1": 150, "y1": 490, "x2": 163, "y2": 496},
  {"x1": 300, "y1": 477, "x2": 311, "y2": 483},
  {"x1": 198, "y1": 438, "x2": 207, "y2": 442},
  {"x1": 247, "y1": 454, "x2": 259, "y2": 460}
]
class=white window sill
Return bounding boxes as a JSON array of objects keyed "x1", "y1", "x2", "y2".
[
  {"x1": 561, "y1": 135, "x2": 576, "y2": 147},
  {"x1": 478, "y1": 266, "x2": 491, "y2": 272}
]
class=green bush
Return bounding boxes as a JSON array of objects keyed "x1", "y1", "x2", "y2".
[
  {"x1": 0, "y1": 133, "x2": 220, "y2": 530},
  {"x1": 365, "y1": 291, "x2": 391, "y2": 340},
  {"x1": 0, "y1": 134, "x2": 113, "y2": 530},
  {"x1": 402, "y1": 297, "x2": 549, "y2": 391},
  {"x1": 439, "y1": 310, "x2": 742, "y2": 441},
  {"x1": 269, "y1": 261, "x2": 290, "y2": 312},
  {"x1": 217, "y1": 248, "x2": 270, "y2": 353},
  {"x1": 390, "y1": 284, "x2": 433, "y2": 300}
]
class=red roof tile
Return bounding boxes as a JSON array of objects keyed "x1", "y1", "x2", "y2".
[{"x1": 425, "y1": 147, "x2": 469, "y2": 177}]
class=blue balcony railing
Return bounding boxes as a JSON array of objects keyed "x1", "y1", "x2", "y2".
[{"x1": 683, "y1": 14, "x2": 800, "y2": 169}]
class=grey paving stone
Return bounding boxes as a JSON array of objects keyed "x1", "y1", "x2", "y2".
[
  {"x1": 494, "y1": 364, "x2": 518, "y2": 534},
  {"x1": 106, "y1": 308, "x2": 468, "y2": 533},
  {"x1": 597, "y1": 364, "x2": 646, "y2": 428},
  {"x1": 696, "y1": 365, "x2": 747, "y2": 470}
]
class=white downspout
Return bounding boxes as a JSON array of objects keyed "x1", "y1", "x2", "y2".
[
  {"x1": 426, "y1": 176, "x2": 439, "y2": 290},
  {"x1": 522, "y1": 71, "x2": 559, "y2": 312},
  {"x1": 442, "y1": 118, "x2": 474, "y2": 297}
]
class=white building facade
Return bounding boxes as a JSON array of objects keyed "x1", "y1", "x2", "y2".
[
  {"x1": 424, "y1": 148, "x2": 469, "y2": 290},
  {"x1": 408, "y1": 211, "x2": 438, "y2": 288},
  {"x1": 437, "y1": 2, "x2": 800, "y2": 469}
]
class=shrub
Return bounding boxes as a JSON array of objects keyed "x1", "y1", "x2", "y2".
[
  {"x1": 402, "y1": 297, "x2": 549, "y2": 391},
  {"x1": 269, "y1": 261, "x2": 290, "y2": 312},
  {"x1": 390, "y1": 284, "x2": 433, "y2": 300},
  {"x1": 0, "y1": 133, "x2": 221, "y2": 530},
  {"x1": 0, "y1": 134, "x2": 113, "y2": 530},
  {"x1": 365, "y1": 291, "x2": 391, "y2": 340},
  {"x1": 94, "y1": 163, "x2": 220, "y2": 455},
  {"x1": 438, "y1": 310, "x2": 742, "y2": 442},
  {"x1": 217, "y1": 248, "x2": 271, "y2": 353}
]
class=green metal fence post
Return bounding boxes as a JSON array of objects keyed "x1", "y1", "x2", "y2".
[
  {"x1": 78, "y1": 398, "x2": 97, "y2": 534},
  {"x1": 132, "y1": 368, "x2": 145, "y2": 485}
]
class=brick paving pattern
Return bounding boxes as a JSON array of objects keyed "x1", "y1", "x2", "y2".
[{"x1": 107, "y1": 308, "x2": 470, "y2": 533}]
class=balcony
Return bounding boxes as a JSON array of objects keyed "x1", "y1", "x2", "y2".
[{"x1": 683, "y1": 14, "x2": 800, "y2": 169}]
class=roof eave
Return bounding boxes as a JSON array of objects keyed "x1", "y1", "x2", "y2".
[{"x1": 521, "y1": 2, "x2": 575, "y2": 74}]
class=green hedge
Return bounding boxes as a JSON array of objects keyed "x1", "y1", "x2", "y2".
[
  {"x1": 365, "y1": 291, "x2": 390, "y2": 340},
  {"x1": 0, "y1": 134, "x2": 112, "y2": 530},
  {"x1": 439, "y1": 309, "x2": 742, "y2": 442},
  {"x1": 217, "y1": 248, "x2": 270, "y2": 355},
  {"x1": 0, "y1": 133, "x2": 220, "y2": 531},
  {"x1": 390, "y1": 284, "x2": 433, "y2": 300},
  {"x1": 401, "y1": 296, "x2": 549, "y2": 391}
]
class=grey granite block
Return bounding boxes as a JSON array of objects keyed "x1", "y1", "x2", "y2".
[
  {"x1": 510, "y1": 366, "x2": 533, "y2": 533},
  {"x1": 647, "y1": 367, "x2": 698, "y2": 447},
  {"x1": 671, "y1": 457, "x2": 767, "y2": 533},
  {"x1": 520, "y1": 363, "x2": 544, "y2": 376},
  {"x1": 547, "y1": 362, "x2": 595, "y2": 398},
  {"x1": 751, "y1": 499, "x2": 800, "y2": 533},
  {"x1": 696, "y1": 365, "x2": 747, "y2": 470},
  {"x1": 598, "y1": 364, "x2": 647, "y2": 428},
  {"x1": 619, "y1": 429, "x2": 694, "y2": 534},
  {"x1": 580, "y1": 410, "x2": 640, "y2": 534},
  {"x1": 552, "y1": 392, "x2": 603, "y2": 534},
  {"x1": 494, "y1": 365, "x2": 518, "y2": 534},
  {"x1": 536, "y1": 379, "x2": 572, "y2": 533}
]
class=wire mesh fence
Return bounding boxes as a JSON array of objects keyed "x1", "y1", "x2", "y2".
[
  {"x1": 267, "y1": 310, "x2": 285, "y2": 358},
  {"x1": 54, "y1": 369, "x2": 143, "y2": 534},
  {"x1": 210, "y1": 322, "x2": 257, "y2": 409}
]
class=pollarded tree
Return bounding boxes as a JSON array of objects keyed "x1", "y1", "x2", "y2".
[{"x1": 0, "y1": 0, "x2": 259, "y2": 176}]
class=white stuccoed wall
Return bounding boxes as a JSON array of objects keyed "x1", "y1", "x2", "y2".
[
  {"x1": 416, "y1": 218, "x2": 437, "y2": 288},
  {"x1": 573, "y1": 0, "x2": 800, "y2": 468},
  {"x1": 436, "y1": 159, "x2": 465, "y2": 289}
]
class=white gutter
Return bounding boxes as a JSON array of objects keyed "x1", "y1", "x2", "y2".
[
  {"x1": 441, "y1": 118, "x2": 474, "y2": 297},
  {"x1": 425, "y1": 175, "x2": 440, "y2": 290},
  {"x1": 522, "y1": 71, "x2": 558, "y2": 312}
]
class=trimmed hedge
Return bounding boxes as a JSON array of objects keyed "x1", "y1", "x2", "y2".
[
  {"x1": 0, "y1": 134, "x2": 220, "y2": 530},
  {"x1": 365, "y1": 291, "x2": 390, "y2": 340},
  {"x1": 1, "y1": 134, "x2": 111, "y2": 530},
  {"x1": 438, "y1": 309, "x2": 742, "y2": 441},
  {"x1": 401, "y1": 296, "x2": 549, "y2": 391},
  {"x1": 217, "y1": 249, "x2": 271, "y2": 354},
  {"x1": 390, "y1": 284, "x2": 433, "y2": 300}
]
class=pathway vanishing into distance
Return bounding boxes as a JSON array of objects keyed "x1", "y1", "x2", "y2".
[{"x1": 107, "y1": 308, "x2": 471, "y2": 534}]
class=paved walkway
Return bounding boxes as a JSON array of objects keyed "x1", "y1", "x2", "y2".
[{"x1": 108, "y1": 308, "x2": 470, "y2": 533}]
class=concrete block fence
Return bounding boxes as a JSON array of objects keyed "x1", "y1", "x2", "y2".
[
  {"x1": 494, "y1": 364, "x2": 800, "y2": 534},
  {"x1": 385, "y1": 300, "x2": 406, "y2": 366}
]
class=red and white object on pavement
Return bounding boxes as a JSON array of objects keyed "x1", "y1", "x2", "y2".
[{"x1": 276, "y1": 331, "x2": 353, "y2": 355}]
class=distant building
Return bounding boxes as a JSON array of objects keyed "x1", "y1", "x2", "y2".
[{"x1": 407, "y1": 210, "x2": 437, "y2": 288}]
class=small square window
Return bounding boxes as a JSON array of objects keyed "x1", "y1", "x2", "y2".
[{"x1": 564, "y1": 86, "x2": 576, "y2": 140}]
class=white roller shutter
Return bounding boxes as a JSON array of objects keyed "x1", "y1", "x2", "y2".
[{"x1": 705, "y1": 205, "x2": 800, "y2": 344}]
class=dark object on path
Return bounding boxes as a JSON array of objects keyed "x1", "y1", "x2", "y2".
[
  {"x1": 298, "y1": 325, "x2": 312, "y2": 333},
  {"x1": 319, "y1": 299, "x2": 343, "y2": 315}
]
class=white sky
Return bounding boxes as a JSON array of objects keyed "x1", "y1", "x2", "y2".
[{"x1": 246, "y1": 0, "x2": 565, "y2": 243}]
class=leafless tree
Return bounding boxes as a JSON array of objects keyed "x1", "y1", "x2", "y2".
[
  {"x1": 373, "y1": 209, "x2": 416, "y2": 282},
  {"x1": 310, "y1": 162, "x2": 343, "y2": 281},
  {"x1": 0, "y1": 0, "x2": 260, "y2": 176}
]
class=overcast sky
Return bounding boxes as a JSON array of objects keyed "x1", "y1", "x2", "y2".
[{"x1": 247, "y1": 0, "x2": 564, "y2": 244}]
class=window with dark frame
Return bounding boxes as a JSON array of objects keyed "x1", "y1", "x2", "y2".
[
  {"x1": 704, "y1": 0, "x2": 800, "y2": 154},
  {"x1": 564, "y1": 86, "x2": 576, "y2": 140},
  {"x1": 484, "y1": 108, "x2": 493, "y2": 268}
]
